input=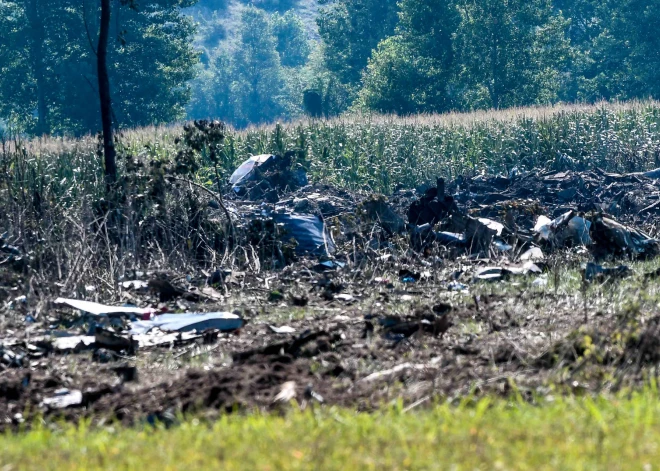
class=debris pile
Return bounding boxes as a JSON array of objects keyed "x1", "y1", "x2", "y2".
[
  {"x1": 230, "y1": 153, "x2": 307, "y2": 201},
  {"x1": 0, "y1": 233, "x2": 26, "y2": 270},
  {"x1": 5, "y1": 157, "x2": 660, "y2": 428},
  {"x1": 403, "y1": 169, "x2": 660, "y2": 262}
]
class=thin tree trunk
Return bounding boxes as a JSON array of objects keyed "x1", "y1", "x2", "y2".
[
  {"x1": 98, "y1": 0, "x2": 117, "y2": 185},
  {"x1": 27, "y1": 0, "x2": 49, "y2": 136},
  {"x1": 491, "y1": 32, "x2": 500, "y2": 109}
]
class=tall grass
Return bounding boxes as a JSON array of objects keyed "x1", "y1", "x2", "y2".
[
  {"x1": 232, "y1": 101, "x2": 660, "y2": 193},
  {"x1": 10, "y1": 101, "x2": 660, "y2": 195}
]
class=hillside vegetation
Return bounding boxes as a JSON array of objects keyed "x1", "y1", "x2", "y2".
[
  {"x1": 6, "y1": 0, "x2": 660, "y2": 134},
  {"x1": 187, "y1": 0, "x2": 319, "y2": 39}
]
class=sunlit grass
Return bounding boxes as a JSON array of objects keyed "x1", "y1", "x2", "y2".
[{"x1": 3, "y1": 392, "x2": 660, "y2": 470}]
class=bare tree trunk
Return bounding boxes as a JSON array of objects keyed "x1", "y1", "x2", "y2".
[
  {"x1": 98, "y1": 0, "x2": 117, "y2": 186},
  {"x1": 27, "y1": 0, "x2": 49, "y2": 136}
]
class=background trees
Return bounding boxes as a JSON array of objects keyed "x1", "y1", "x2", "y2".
[
  {"x1": 354, "y1": 0, "x2": 660, "y2": 115},
  {"x1": 187, "y1": 5, "x2": 315, "y2": 126},
  {"x1": 6, "y1": 0, "x2": 660, "y2": 135},
  {"x1": 272, "y1": 11, "x2": 310, "y2": 68},
  {"x1": 231, "y1": 8, "x2": 285, "y2": 126},
  {"x1": 358, "y1": 0, "x2": 459, "y2": 114},
  {"x1": 0, "y1": 0, "x2": 197, "y2": 136},
  {"x1": 452, "y1": 0, "x2": 571, "y2": 109},
  {"x1": 316, "y1": 0, "x2": 399, "y2": 87}
]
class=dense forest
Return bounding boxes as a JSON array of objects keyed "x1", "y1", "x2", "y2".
[{"x1": 1, "y1": 0, "x2": 660, "y2": 135}]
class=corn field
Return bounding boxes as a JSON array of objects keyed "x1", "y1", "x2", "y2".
[
  {"x1": 229, "y1": 101, "x2": 660, "y2": 193},
  {"x1": 4, "y1": 101, "x2": 660, "y2": 198}
]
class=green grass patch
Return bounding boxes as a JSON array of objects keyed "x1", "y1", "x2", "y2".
[{"x1": 4, "y1": 392, "x2": 660, "y2": 470}]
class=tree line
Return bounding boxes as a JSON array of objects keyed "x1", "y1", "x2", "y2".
[
  {"x1": 320, "y1": 0, "x2": 660, "y2": 114},
  {"x1": 2, "y1": 0, "x2": 660, "y2": 136}
]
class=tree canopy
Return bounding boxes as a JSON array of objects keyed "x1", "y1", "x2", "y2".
[
  {"x1": 0, "y1": 0, "x2": 197, "y2": 136},
  {"x1": 5, "y1": 0, "x2": 660, "y2": 133}
]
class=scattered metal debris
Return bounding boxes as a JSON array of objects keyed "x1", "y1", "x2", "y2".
[
  {"x1": 54, "y1": 298, "x2": 155, "y2": 317},
  {"x1": 130, "y1": 312, "x2": 244, "y2": 335},
  {"x1": 41, "y1": 389, "x2": 83, "y2": 409},
  {"x1": 269, "y1": 325, "x2": 296, "y2": 334}
]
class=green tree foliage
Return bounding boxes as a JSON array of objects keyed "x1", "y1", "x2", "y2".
[
  {"x1": 242, "y1": 0, "x2": 299, "y2": 13},
  {"x1": 188, "y1": 7, "x2": 316, "y2": 127},
  {"x1": 230, "y1": 7, "x2": 285, "y2": 126},
  {"x1": 12, "y1": 0, "x2": 660, "y2": 134},
  {"x1": 195, "y1": 0, "x2": 229, "y2": 9},
  {"x1": 271, "y1": 11, "x2": 310, "y2": 67},
  {"x1": 195, "y1": 12, "x2": 227, "y2": 50},
  {"x1": 452, "y1": 0, "x2": 571, "y2": 109},
  {"x1": 187, "y1": 51, "x2": 235, "y2": 123},
  {"x1": 317, "y1": 0, "x2": 399, "y2": 89},
  {"x1": 0, "y1": 0, "x2": 198, "y2": 136},
  {"x1": 0, "y1": 1, "x2": 36, "y2": 131},
  {"x1": 358, "y1": 0, "x2": 571, "y2": 113},
  {"x1": 335, "y1": 0, "x2": 660, "y2": 113},
  {"x1": 583, "y1": 0, "x2": 660, "y2": 101},
  {"x1": 359, "y1": 0, "x2": 458, "y2": 113}
]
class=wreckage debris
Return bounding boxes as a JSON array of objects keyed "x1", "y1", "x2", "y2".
[
  {"x1": 0, "y1": 345, "x2": 24, "y2": 367},
  {"x1": 408, "y1": 178, "x2": 458, "y2": 226},
  {"x1": 208, "y1": 268, "x2": 232, "y2": 285},
  {"x1": 410, "y1": 224, "x2": 464, "y2": 252},
  {"x1": 314, "y1": 260, "x2": 345, "y2": 271},
  {"x1": 272, "y1": 213, "x2": 335, "y2": 256},
  {"x1": 474, "y1": 263, "x2": 542, "y2": 282},
  {"x1": 590, "y1": 214, "x2": 659, "y2": 258},
  {"x1": 359, "y1": 359, "x2": 443, "y2": 383},
  {"x1": 372, "y1": 304, "x2": 453, "y2": 341},
  {"x1": 93, "y1": 348, "x2": 119, "y2": 363},
  {"x1": 94, "y1": 328, "x2": 138, "y2": 353},
  {"x1": 113, "y1": 365, "x2": 138, "y2": 383},
  {"x1": 269, "y1": 325, "x2": 296, "y2": 335},
  {"x1": 121, "y1": 280, "x2": 149, "y2": 290},
  {"x1": 360, "y1": 196, "x2": 406, "y2": 234},
  {"x1": 232, "y1": 330, "x2": 338, "y2": 362},
  {"x1": 532, "y1": 275, "x2": 548, "y2": 287},
  {"x1": 148, "y1": 279, "x2": 186, "y2": 302},
  {"x1": 41, "y1": 389, "x2": 83, "y2": 410},
  {"x1": 520, "y1": 247, "x2": 544, "y2": 261},
  {"x1": 0, "y1": 233, "x2": 26, "y2": 270},
  {"x1": 534, "y1": 211, "x2": 592, "y2": 247},
  {"x1": 54, "y1": 298, "x2": 155, "y2": 317},
  {"x1": 51, "y1": 335, "x2": 95, "y2": 352},
  {"x1": 230, "y1": 153, "x2": 307, "y2": 200},
  {"x1": 273, "y1": 381, "x2": 297, "y2": 404},
  {"x1": 12, "y1": 157, "x2": 660, "y2": 429},
  {"x1": 304, "y1": 384, "x2": 324, "y2": 404},
  {"x1": 130, "y1": 312, "x2": 244, "y2": 335},
  {"x1": 400, "y1": 166, "x2": 660, "y2": 265}
]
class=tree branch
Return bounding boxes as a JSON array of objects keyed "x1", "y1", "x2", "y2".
[{"x1": 167, "y1": 176, "x2": 236, "y2": 237}]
